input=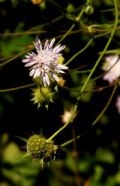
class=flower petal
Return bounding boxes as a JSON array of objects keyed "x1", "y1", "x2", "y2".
[
  {"x1": 34, "y1": 38, "x2": 42, "y2": 52},
  {"x1": 49, "y1": 38, "x2": 55, "y2": 48}
]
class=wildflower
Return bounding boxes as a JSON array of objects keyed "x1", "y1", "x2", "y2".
[
  {"x1": 115, "y1": 95, "x2": 120, "y2": 114},
  {"x1": 102, "y1": 55, "x2": 120, "y2": 83},
  {"x1": 22, "y1": 38, "x2": 68, "y2": 86}
]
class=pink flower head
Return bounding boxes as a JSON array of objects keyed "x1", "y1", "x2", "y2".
[
  {"x1": 102, "y1": 55, "x2": 120, "y2": 83},
  {"x1": 22, "y1": 38, "x2": 68, "y2": 86}
]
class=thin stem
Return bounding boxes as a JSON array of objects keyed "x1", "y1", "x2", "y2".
[
  {"x1": 99, "y1": 49, "x2": 120, "y2": 55},
  {"x1": 57, "y1": 24, "x2": 75, "y2": 44},
  {"x1": 66, "y1": 38, "x2": 93, "y2": 65},
  {"x1": 0, "y1": 49, "x2": 31, "y2": 67},
  {"x1": 91, "y1": 84, "x2": 117, "y2": 126},
  {"x1": 60, "y1": 135, "x2": 80, "y2": 147},
  {"x1": 47, "y1": 104, "x2": 77, "y2": 142},
  {"x1": 57, "y1": 7, "x2": 85, "y2": 44},
  {"x1": 0, "y1": 30, "x2": 47, "y2": 37},
  {"x1": 0, "y1": 16, "x2": 63, "y2": 37},
  {"x1": 66, "y1": 31, "x2": 110, "y2": 66},
  {"x1": 0, "y1": 83, "x2": 35, "y2": 93},
  {"x1": 60, "y1": 84, "x2": 117, "y2": 147}
]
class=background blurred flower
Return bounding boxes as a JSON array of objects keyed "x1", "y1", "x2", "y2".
[
  {"x1": 61, "y1": 107, "x2": 77, "y2": 124},
  {"x1": 102, "y1": 55, "x2": 120, "y2": 83}
]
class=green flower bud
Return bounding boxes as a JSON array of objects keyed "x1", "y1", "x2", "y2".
[
  {"x1": 84, "y1": 5, "x2": 94, "y2": 15},
  {"x1": 67, "y1": 3, "x2": 75, "y2": 13}
]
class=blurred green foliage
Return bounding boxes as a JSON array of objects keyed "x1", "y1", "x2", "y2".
[{"x1": 0, "y1": 134, "x2": 40, "y2": 186}]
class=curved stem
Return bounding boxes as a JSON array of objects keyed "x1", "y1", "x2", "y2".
[
  {"x1": 91, "y1": 84, "x2": 117, "y2": 126},
  {"x1": 60, "y1": 84, "x2": 117, "y2": 147},
  {"x1": 66, "y1": 38, "x2": 93, "y2": 65}
]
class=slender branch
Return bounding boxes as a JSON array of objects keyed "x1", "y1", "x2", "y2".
[
  {"x1": 57, "y1": 7, "x2": 85, "y2": 44},
  {"x1": 66, "y1": 38, "x2": 93, "y2": 65},
  {"x1": 0, "y1": 83, "x2": 35, "y2": 93},
  {"x1": 91, "y1": 84, "x2": 118, "y2": 126},
  {"x1": 0, "y1": 49, "x2": 31, "y2": 67},
  {"x1": 60, "y1": 135, "x2": 80, "y2": 147}
]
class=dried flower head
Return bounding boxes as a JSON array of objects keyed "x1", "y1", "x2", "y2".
[
  {"x1": 22, "y1": 38, "x2": 68, "y2": 86},
  {"x1": 102, "y1": 55, "x2": 120, "y2": 83},
  {"x1": 26, "y1": 134, "x2": 58, "y2": 167}
]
